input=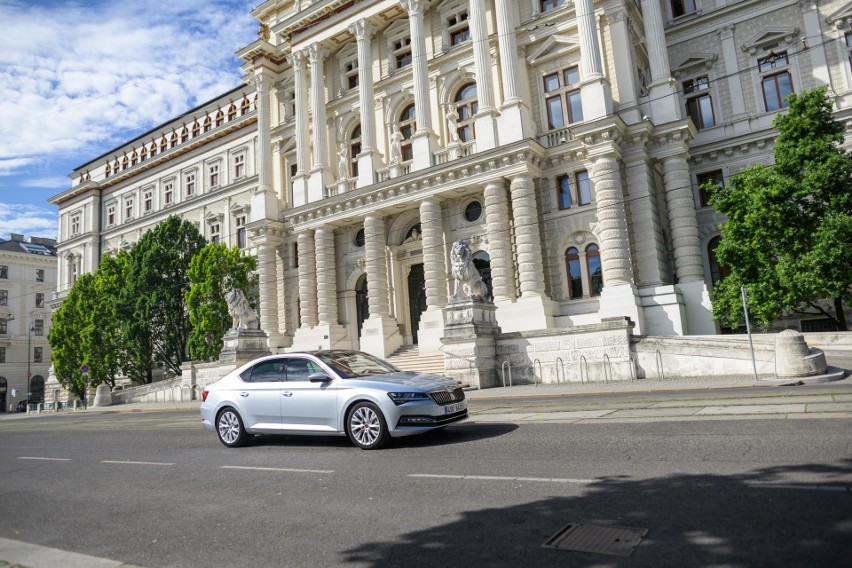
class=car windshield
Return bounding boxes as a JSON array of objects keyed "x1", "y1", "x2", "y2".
[{"x1": 314, "y1": 350, "x2": 400, "y2": 379}]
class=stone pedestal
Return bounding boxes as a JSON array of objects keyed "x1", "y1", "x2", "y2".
[
  {"x1": 441, "y1": 300, "x2": 501, "y2": 389},
  {"x1": 417, "y1": 309, "x2": 445, "y2": 356},
  {"x1": 92, "y1": 383, "x2": 112, "y2": 407},
  {"x1": 292, "y1": 323, "x2": 354, "y2": 351},
  {"x1": 495, "y1": 295, "x2": 556, "y2": 333},
  {"x1": 775, "y1": 329, "x2": 827, "y2": 378},
  {"x1": 598, "y1": 284, "x2": 645, "y2": 335},
  {"x1": 219, "y1": 328, "x2": 271, "y2": 366},
  {"x1": 360, "y1": 316, "x2": 403, "y2": 358},
  {"x1": 677, "y1": 280, "x2": 717, "y2": 335}
]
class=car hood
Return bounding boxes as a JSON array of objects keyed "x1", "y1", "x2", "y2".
[{"x1": 357, "y1": 371, "x2": 460, "y2": 391}]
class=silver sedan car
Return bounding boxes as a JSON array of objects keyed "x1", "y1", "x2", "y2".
[{"x1": 200, "y1": 350, "x2": 467, "y2": 450}]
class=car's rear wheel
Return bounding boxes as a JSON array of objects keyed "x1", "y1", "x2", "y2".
[
  {"x1": 346, "y1": 402, "x2": 390, "y2": 450},
  {"x1": 217, "y1": 408, "x2": 249, "y2": 448}
]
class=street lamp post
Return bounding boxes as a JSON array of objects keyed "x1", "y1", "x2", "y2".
[{"x1": 26, "y1": 322, "x2": 34, "y2": 411}]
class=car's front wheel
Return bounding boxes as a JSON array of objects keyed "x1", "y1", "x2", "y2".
[
  {"x1": 216, "y1": 408, "x2": 249, "y2": 448},
  {"x1": 346, "y1": 402, "x2": 390, "y2": 450}
]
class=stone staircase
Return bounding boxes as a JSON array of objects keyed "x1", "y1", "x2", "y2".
[{"x1": 385, "y1": 345, "x2": 446, "y2": 375}]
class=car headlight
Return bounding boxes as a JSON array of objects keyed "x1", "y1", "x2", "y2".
[{"x1": 387, "y1": 392, "x2": 430, "y2": 405}]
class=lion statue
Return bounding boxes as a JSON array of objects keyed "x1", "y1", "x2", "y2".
[
  {"x1": 225, "y1": 288, "x2": 260, "y2": 331},
  {"x1": 450, "y1": 239, "x2": 490, "y2": 301}
]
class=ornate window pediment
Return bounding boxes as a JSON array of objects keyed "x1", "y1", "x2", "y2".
[
  {"x1": 671, "y1": 53, "x2": 718, "y2": 78},
  {"x1": 828, "y1": 2, "x2": 852, "y2": 28},
  {"x1": 741, "y1": 27, "x2": 800, "y2": 55},
  {"x1": 526, "y1": 35, "x2": 581, "y2": 66}
]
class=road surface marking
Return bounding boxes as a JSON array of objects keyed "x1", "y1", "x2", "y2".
[
  {"x1": 18, "y1": 457, "x2": 71, "y2": 461},
  {"x1": 408, "y1": 474, "x2": 595, "y2": 484},
  {"x1": 101, "y1": 460, "x2": 175, "y2": 466},
  {"x1": 747, "y1": 483, "x2": 851, "y2": 492},
  {"x1": 221, "y1": 465, "x2": 334, "y2": 474}
]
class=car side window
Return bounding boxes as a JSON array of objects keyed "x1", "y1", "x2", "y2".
[
  {"x1": 244, "y1": 360, "x2": 285, "y2": 383},
  {"x1": 285, "y1": 358, "x2": 322, "y2": 382}
]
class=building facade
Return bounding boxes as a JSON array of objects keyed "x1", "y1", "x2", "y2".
[
  {"x1": 51, "y1": 1, "x2": 852, "y2": 375},
  {"x1": 0, "y1": 235, "x2": 56, "y2": 411}
]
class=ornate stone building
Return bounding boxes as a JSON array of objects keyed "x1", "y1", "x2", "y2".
[{"x1": 51, "y1": 1, "x2": 852, "y2": 382}]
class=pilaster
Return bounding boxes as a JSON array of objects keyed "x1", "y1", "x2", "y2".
[
  {"x1": 494, "y1": 0, "x2": 534, "y2": 140},
  {"x1": 418, "y1": 198, "x2": 448, "y2": 355},
  {"x1": 641, "y1": 0, "x2": 680, "y2": 123},
  {"x1": 350, "y1": 19, "x2": 384, "y2": 188}
]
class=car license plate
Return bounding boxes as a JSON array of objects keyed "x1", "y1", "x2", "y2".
[{"x1": 445, "y1": 402, "x2": 466, "y2": 415}]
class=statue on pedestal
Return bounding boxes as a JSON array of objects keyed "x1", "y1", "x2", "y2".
[
  {"x1": 450, "y1": 239, "x2": 489, "y2": 301},
  {"x1": 390, "y1": 124, "x2": 404, "y2": 164},
  {"x1": 225, "y1": 289, "x2": 260, "y2": 331}
]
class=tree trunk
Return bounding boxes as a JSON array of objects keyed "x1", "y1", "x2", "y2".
[{"x1": 834, "y1": 297, "x2": 848, "y2": 331}]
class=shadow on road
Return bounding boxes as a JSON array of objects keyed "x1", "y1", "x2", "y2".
[{"x1": 342, "y1": 459, "x2": 852, "y2": 567}]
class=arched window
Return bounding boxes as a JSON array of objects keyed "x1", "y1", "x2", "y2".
[
  {"x1": 130, "y1": 150, "x2": 138, "y2": 165},
  {"x1": 149, "y1": 141, "x2": 158, "y2": 157},
  {"x1": 707, "y1": 236, "x2": 728, "y2": 287},
  {"x1": 180, "y1": 128, "x2": 189, "y2": 143},
  {"x1": 121, "y1": 155, "x2": 129, "y2": 170},
  {"x1": 240, "y1": 97, "x2": 250, "y2": 115},
  {"x1": 161, "y1": 137, "x2": 169, "y2": 152},
  {"x1": 30, "y1": 375, "x2": 44, "y2": 403},
  {"x1": 203, "y1": 115, "x2": 212, "y2": 132},
  {"x1": 191, "y1": 122, "x2": 201, "y2": 137},
  {"x1": 105, "y1": 163, "x2": 112, "y2": 177},
  {"x1": 454, "y1": 83, "x2": 478, "y2": 142},
  {"x1": 113, "y1": 158, "x2": 120, "y2": 171},
  {"x1": 140, "y1": 146, "x2": 148, "y2": 162},
  {"x1": 215, "y1": 110, "x2": 224, "y2": 127},
  {"x1": 350, "y1": 124, "x2": 361, "y2": 177},
  {"x1": 403, "y1": 223, "x2": 422, "y2": 243},
  {"x1": 399, "y1": 104, "x2": 416, "y2": 161},
  {"x1": 227, "y1": 104, "x2": 237, "y2": 120},
  {"x1": 586, "y1": 243, "x2": 603, "y2": 296},
  {"x1": 565, "y1": 247, "x2": 583, "y2": 299}
]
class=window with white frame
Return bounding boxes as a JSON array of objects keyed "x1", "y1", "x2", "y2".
[
  {"x1": 106, "y1": 204, "x2": 116, "y2": 226},
  {"x1": 454, "y1": 84, "x2": 478, "y2": 143},
  {"x1": 185, "y1": 173, "x2": 196, "y2": 196},
  {"x1": 234, "y1": 154, "x2": 245, "y2": 178},
  {"x1": 34, "y1": 346, "x2": 43, "y2": 363},
  {"x1": 209, "y1": 163, "x2": 220, "y2": 188},
  {"x1": 36, "y1": 292, "x2": 44, "y2": 308},
  {"x1": 447, "y1": 9, "x2": 470, "y2": 47},
  {"x1": 0, "y1": 346, "x2": 5, "y2": 361},
  {"x1": 392, "y1": 37, "x2": 412, "y2": 70},
  {"x1": 210, "y1": 223, "x2": 220, "y2": 245},
  {"x1": 398, "y1": 104, "x2": 416, "y2": 162},
  {"x1": 349, "y1": 125, "x2": 362, "y2": 177},
  {"x1": 143, "y1": 189, "x2": 153, "y2": 213},
  {"x1": 71, "y1": 214, "x2": 81, "y2": 235},
  {"x1": 0, "y1": 326, "x2": 6, "y2": 340},
  {"x1": 235, "y1": 215, "x2": 247, "y2": 249},
  {"x1": 36, "y1": 269, "x2": 44, "y2": 282},
  {"x1": 564, "y1": 242, "x2": 603, "y2": 299},
  {"x1": 339, "y1": 48, "x2": 358, "y2": 92},
  {"x1": 541, "y1": 0, "x2": 565, "y2": 12},
  {"x1": 33, "y1": 319, "x2": 44, "y2": 336},
  {"x1": 0, "y1": 290, "x2": 6, "y2": 305},
  {"x1": 670, "y1": 0, "x2": 697, "y2": 18},
  {"x1": 124, "y1": 198, "x2": 134, "y2": 220},
  {"x1": 164, "y1": 181, "x2": 174, "y2": 205},
  {"x1": 543, "y1": 65, "x2": 583, "y2": 129},
  {"x1": 0, "y1": 265, "x2": 6, "y2": 279},
  {"x1": 845, "y1": 32, "x2": 852, "y2": 75},
  {"x1": 556, "y1": 170, "x2": 592, "y2": 209},
  {"x1": 683, "y1": 75, "x2": 715, "y2": 129},
  {"x1": 758, "y1": 50, "x2": 793, "y2": 111}
]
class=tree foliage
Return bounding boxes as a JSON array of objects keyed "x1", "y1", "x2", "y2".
[
  {"x1": 82, "y1": 253, "x2": 128, "y2": 389},
  {"x1": 48, "y1": 273, "x2": 92, "y2": 398},
  {"x1": 121, "y1": 215, "x2": 206, "y2": 379},
  {"x1": 709, "y1": 87, "x2": 852, "y2": 330},
  {"x1": 186, "y1": 243, "x2": 258, "y2": 361}
]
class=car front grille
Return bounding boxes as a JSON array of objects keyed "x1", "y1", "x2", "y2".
[{"x1": 430, "y1": 387, "x2": 465, "y2": 406}]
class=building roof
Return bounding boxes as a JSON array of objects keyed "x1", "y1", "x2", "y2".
[{"x1": 0, "y1": 235, "x2": 57, "y2": 257}]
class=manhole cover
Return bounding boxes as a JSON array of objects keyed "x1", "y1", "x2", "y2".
[{"x1": 542, "y1": 523, "x2": 647, "y2": 557}]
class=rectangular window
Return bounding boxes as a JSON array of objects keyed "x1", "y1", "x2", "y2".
[
  {"x1": 144, "y1": 191, "x2": 153, "y2": 213},
  {"x1": 71, "y1": 215, "x2": 81, "y2": 235},
  {"x1": 125, "y1": 199, "x2": 133, "y2": 220},
  {"x1": 759, "y1": 51, "x2": 793, "y2": 111},
  {"x1": 566, "y1": 90, "x2": 583, "y2": 123},
  {"x1": 0, "y1": 346, "x2": 5, "y2": 362},
  {"x1": 448, "y1": 13, "x2": 470, "y2": 46},
  {"x1": 36, "y1": 269, "x2": 44, "y2": 282},
  {"x1": 0, "y1": 266, "x2": 6, "y2": 279},
  {"x1": 0, "y1": 321, "x2": 5, "y2": 336},
  {"x1": 234, "y1": 155, "x2": 245, "y2": 178},
  {"x1": 209, "y1": 164, "x2": 219, "y2": 188},
  {"x1": 34, "y1": 346, "x2": 43, "y2": 363},
  {"x1": 164, "y1": 182, "x2": 174, "y2": 205},
  {"x1": 345, "y1": 60, "x2": 359, "y2": 90},
  {"x1": 185, "y1": 174, "x2": 195, "y2": 196},
  {"x1": 544, "y1": 67, "x2": 582, "y2": 129},
  {"x1": 36, "y1": 293, "x2": 44, "y2": 308},
  {"x1": 394, "y1": 38, "x2": 412, "y2": 69},
  {"x1": 0, "y1": 290, "x2": 7, "y2": 305},
  {"x1": 236, "y1": 216, "x2": 246, "y2": 249},
  {"x1": 846, "y1": 32, "x2": 852, "y2": 74},
  {"x1": 683, "y1": 76, "x2": 715, "y2": 129},
  {"x1": 33, "y1": 319, "x2": 44, "y2": 336},
  {"x1": 107, "y1": 205, "x2": 116, "y2": 226},
  {"x1": 541, "y1": 0, "x2": 565, "y2": 12},
  {"x1": 210, "y1": 223, "x2": 220, "y2": 245},
  {"x1": 671, "y1": 0, "x2": 696, "y2": 18},
  {"x1": 564, "y1": 66, "x2": 580, "y2": 86},
  {"x1": 293, "y1": 242, "x2": 299, "y2": 268},
  {"x1": 557, "y1": 174, "x2": 572, "y2": 210},
  {"x1": 696, "y1": 170, "x2": 724, "y2": 208},
  {"x1": 546, "y1": 95, "x2": 565, "y2": 129},
  {"x1": 576, "y1": 171, "x2": 591, "y2": 205}
]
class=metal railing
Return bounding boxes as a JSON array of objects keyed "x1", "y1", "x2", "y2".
[
  {"x1": 555, "y1": 357, "x2": 567, "y2": 386},
  {"x1": 500, "y1": 361, "x2": 513, "y2": 388},
  {"x1": 579, "y1": 355, "x2": 588, "y2": 384},
  {"x1": 532, "y1": 359, "x2": 542, "y2": 387},
  {"x1": 603, "y1": 354, "x2": 612, "y2": 384}
]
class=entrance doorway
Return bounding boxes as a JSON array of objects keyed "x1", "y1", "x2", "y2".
[
  {"x1": 0, "y1": 377, "x2": 6, "y2": 412},
  {"x1": 31, "y1": 375, "x2": 45, "y2": 404},
  {"x1": 407, "y1": 263, "x2": 427, "y2": 344},
  {"x1": 472, "y1": 251, "x2": 493, "y2": 301},
  {"x1": 355, "y1": 274, "x2": 369, "y2": 338}
]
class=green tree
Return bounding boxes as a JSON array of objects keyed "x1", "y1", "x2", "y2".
[
  {"x1": 122, "y1": 215, "x2": 206, "y2": 379},
  {"x1": 186, "y1": 243, "x2": 258, "y2": 361},
  {"x1": 48, "y1": 274, "x2": 92, "y2": 398},
  {"x1": 81, "y1": 253, "x2": 129, "y2": 389},
  {"x1": 709, "y1": 87, "x2": 852, "y2": 330}
]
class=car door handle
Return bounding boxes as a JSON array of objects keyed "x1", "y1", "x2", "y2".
[
  {"x1": 282, "y1": 392, "x2": 293, "y2": 397},
  {"x1": 239, "y1": 392, "x2": 249, "y2": 397}
]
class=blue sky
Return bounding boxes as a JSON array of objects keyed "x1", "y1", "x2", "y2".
[{"x1": 0, "y1": 0, "x2": 257, "y2": 240}]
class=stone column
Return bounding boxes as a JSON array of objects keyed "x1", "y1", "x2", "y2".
[
  {"x1": 401, "y1": 0, "x2": 437, "y2": 170},
  {"x1": 251, "y1": 72, "x2": 279, "y2": 222},
  {"x1": 360, "y1": 214, "x2": 402, "y2": 356},
  {"x1": 484, "y1": 180, "x2": 515, "y2": 302},
  {"x1": 297, "y1": 230, "x2": 318, "y2": 328},
  {"x1": 661, "y1": 154, "x2": 715, "y2": 334},
  {"x1": 592, "y1": 155, "x2": 633, "y2": 286},
  {"x1": 468, "y1": 0, "x2": 498, "y2": 150},
  {"x1": 510, "y1": 175, "x2": 547, "y2": 298},
  {"x1": 315, "y1": 227, "x2": 339, "y2": 326},
  {"x1": 276, "y1": 245, "x2": 294, "y2": 345},
  {"x1": 641, "y1": 0, "x2": 679, "y2": 123},
  {"x1": 308, "y1": 43, "x2": 333, "y2": 202},
  {"x1": 418, "y1": 198, "x2": 448, "y2": 355},
  {"x1": 575, "y1": 0, "x2": 612, "y2": 120},
  {"x1": 256, "y1": 237, "x2": 284, "y2": 349},
  {"x1": 493, "y1": 0, "x2": 533, "y2": 141},
  {"x1": 350, "y1": 19, "x2": 383, "y2": 188},
  {"x1": 607, "y1": 10, "x2": 641, "y2": 123},
  {"x1": 290, "y1": 51, "x2": 310, "y2": 206}
]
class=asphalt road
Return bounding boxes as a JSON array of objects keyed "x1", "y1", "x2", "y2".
[{"x1": 1, "y1": 391, "x2": 851, "y2": 567}]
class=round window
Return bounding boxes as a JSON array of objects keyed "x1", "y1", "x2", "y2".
[
  {"x1": 464, "y1": 200, "x2": 482, "y2": 222},
  {"x1": 354, "y1": 228, "x2": 365, "y2": 248}
]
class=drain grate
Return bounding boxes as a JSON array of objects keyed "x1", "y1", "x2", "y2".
[{"x1": 542, "y1": 523, "x2": 647, "y2": 557}]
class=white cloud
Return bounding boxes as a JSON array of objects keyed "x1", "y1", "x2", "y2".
[
  {"x1": 20, "y1": 177, "x2": 70, "y2": 189},
  {"x1": 0, "y1": 202, "x2": 58, "y2": 240},
  {"x1": 0, "y1": 0, "x2": 256, "y2": 171}
]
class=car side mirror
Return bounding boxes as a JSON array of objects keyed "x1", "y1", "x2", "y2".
[{"x1": 309, "y1": 372, "x2": 333, "y2": 383}]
